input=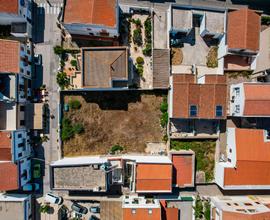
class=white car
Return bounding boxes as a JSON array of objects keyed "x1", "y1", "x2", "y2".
[{"x1": 45, "y1": 193, "x2": 63, "y2": 205}]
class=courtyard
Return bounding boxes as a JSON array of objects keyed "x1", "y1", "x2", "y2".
[{"x1": 61, "y1": 91, "x2": 166, "y2": 156}]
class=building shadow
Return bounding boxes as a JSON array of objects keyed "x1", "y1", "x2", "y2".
[{"x1": 32, "y1": 2, "x2": 45, "y2": 43}]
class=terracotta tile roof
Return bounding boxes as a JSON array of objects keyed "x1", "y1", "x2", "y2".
[
  {"x1": 227, "y1": 8, "x2": 260, "y2": 52},
  {"x1": 0, "y1": 131, "x2": 12, "y2": 161},
  {"x1": 160, "y1": 200, "x2": 179, "y2": 220},
  {"x1": 172, "y1": 153, "x2": 194, "y2": 187},
  {"x1": 222, "y1": 211, "x2": 270, "y2": 220},
  {"x1": 123, "y1": 207, "x2": 161, "y2": 220},
  {"x1": 172, "y1": 74, "x2": 227, "y2": 119},
  {"x1": 64, "y1": 0, "x2": 117, "y2": 28},
  {"x1": 243, "y1": 83, "x2": 270, "y2": 116},
  {"x1": 0, "y1": 0, "x2": 18, "y2": 14},
  {"x1": 224, "y1": 129, "x2": 270, "y2": 186},
  {"x1": 0, "y1": 162, "x2": 18, "y2": 191},
  {"x1": 163, "y1": 207, "x2": 179, "y2": 220},
  {"x1": 0, "y1": 39, "x2": 20, "y2": 73},
  {"x1": 136, "y1": 164, "x2": 172, "y2": 192}
]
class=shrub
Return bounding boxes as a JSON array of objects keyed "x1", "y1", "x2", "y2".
[
  {"x1": 56, "y1": 72, "x2": 69, "y2": 90},
  {"x1": 110, "y1": 145, "x2": 124, "y2": 154},
  {"x1": 160, "y1": 112, "x2": 168, "y2": 128},
  {"x1": 73, "y1": 123, "x2": 84, "y2": 134},
  {"x1": 132, "y1": 18, "x2": 142, "y2": 27},
  {"x1": 39, "y1": 204, "x2": 50, "y2": 214},
  {"x1": 69, "y1": 99, "x2": 81, "y2": 110},
  {"x1": 70, "y1": 59, "x2": 77, "y2": 67},
  {"x1": 206, "y1": 46, "x2": 218, "y2": 68},
  {"x1": 262, "y1": 16, "x2": 270, "y2": 25},
  {"x1": 133, "y1": 28, "x2": 143, "y2": 46},
  {"x1": 136, "y1": 56, "x2": 144, "y2": 65},
  {"x1": 61, "y1": 118, "x2": 74, "y2": 141},
  {"x1": 54, "y1": 45, "x2": 64, "y2": 55},
  {"x1": 136, "y1": 64, "x2": 144, "y2": 76},
  {"x1": 143, "y1": 43, "x2": 152, "y2": 56},
  {"x1": 144, "y1": 17, "x2": 152, "y2": 43},
  {"x1": 160, "y1": 97, "x2": 168, "y2": 113}
]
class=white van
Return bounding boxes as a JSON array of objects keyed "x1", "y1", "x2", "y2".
[{"x1": 45, "y1": 193, "x2": 63, "y2": 205}]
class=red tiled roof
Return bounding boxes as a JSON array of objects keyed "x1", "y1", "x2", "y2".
[
  {"x1": 0, "y1": 39, "x2": 20, "y2": 73},
  {"x1": 0, "y1": 162, "x2": 18, "y2": 191},
  {"x1": 136, "y1": 164, "x2": 172, "y2": 192},
  {"x1": 160, "y1": 200, "x2": 179, "y2": 220},
  {"x1": 243, "y1": 83, "x2": 270, "y2": 116},
  {"x1": 64, "y1": 0, "x2": 117, "y2": 27},
  {"x1": 0, "y1": 131, "x2": 12, "y2": 161},
  {"x1": 172, "y1": 74, "x2": 227, "y2": 119},
  {"x1": 123, "y1": 207, "x2": 161, "y2": 220},
  {"x1": 224, "y1": 129, "x2": 270, "y2": 186},
  {"x1": 172, "y1": 153, "x2": 194, "y2": 187},
  {"x1": 227, "y1": 8, "x2": 260, "y2": 52},
  {"x1": 0, "y1": 0, "x2": 18, "y2": 14},
  {"x1": 222, "y1": 211, "x2": 270, "y2": 220}
]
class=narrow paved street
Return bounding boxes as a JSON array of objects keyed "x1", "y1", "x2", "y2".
[{"x1": 33, "y1": 0, "x2": 62, "y2": 194}]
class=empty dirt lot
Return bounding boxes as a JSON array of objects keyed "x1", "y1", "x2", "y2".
[{"x1": 62, "y1": 91, "x2": 166, "y2": 156}]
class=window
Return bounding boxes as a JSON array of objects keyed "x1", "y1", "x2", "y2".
[
  {"x1": 228, "y1": 158, "x2": 231, "y2": 162},
  {"x1": 20, "y1": 68, "x2": 24, "y2": 73},
  {"x1": 18, "y1": 142, "x2": 25, "y2": 148},
  {"x1": 18, "y1": 152, "x2": 22, "y2": 157},
  {"x1": 244, "y1": 203, "x2": 253, "y2": 206},
  {"x1": 20, "y1": 46, "x2": 24, "y2": 51},
  {"x1": 18, "y1": 133, "x2": 22, "y2": 138},
  {"x1": 20, "y1": 120, "x2": 25, "y2": 126},
  {"x1": 216, "y1": 105, "x2": 223, "y2": 117},
  {"x1": 234, "y1": 87, "x2": 240, "y2": 96},
  {"x1": 235, "y1": 105, "x2": 240, "y2": 113},
  {"x1": 148, "y1": 209, "x2": 153, "y2": 215},
  {"x1": 20, "y1": 106, "x2": 25, "y2": 111},
  {"x1": 229, "y1": 148, "x2": 232, "y2": 153},
  {"x1": 131, "y1": 209, "x2": 136, "y2": 214},
  {"x1": 189, "y1": 105, "x2": 197, "y2": 117}
]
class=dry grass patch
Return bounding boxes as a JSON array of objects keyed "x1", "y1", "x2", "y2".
[{"x1": 62, "y1": 91, "x2": 165, "y2": 156}]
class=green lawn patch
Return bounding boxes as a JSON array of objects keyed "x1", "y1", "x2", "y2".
[{"x1": 171, "y1": 140, "x2": 216, "y2": 182}]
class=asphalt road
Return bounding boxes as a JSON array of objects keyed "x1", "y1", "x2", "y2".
[{"x1": 32, "y1": 0, "x2": 62, "y2": 194}]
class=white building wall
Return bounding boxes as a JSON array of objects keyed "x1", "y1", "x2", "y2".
[
  {"x1": 64, "y1": 23, "x2": 118, "y2": 38},
  {"x1": 229, "y1": 83, "x2": 245, "y2": 116}
]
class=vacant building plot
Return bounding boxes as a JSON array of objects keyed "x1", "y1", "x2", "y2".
[{"x1": 62, "y1": 91, "x2": 165, "y2": 156}]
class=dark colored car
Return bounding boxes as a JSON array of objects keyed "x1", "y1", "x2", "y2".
[{"x1": 71, "y1": 203, "x2": 88, "y2": 215}]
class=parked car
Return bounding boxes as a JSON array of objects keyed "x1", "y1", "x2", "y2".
[
  {"x1": 71, "y1": 203, "x2": 88, "y2": 215},
  {"x1": 33, "y1": 163, "x2": 41, "y2": 178},
  {"x1": 89, "y1": 206, "x2": 100, "y2": 214},
  {"x1": 89, "y1": 215, "x2": 99, "y2": 220},
  {"x1": 45, "y1": 193, "x2": 63, "y2": 205},
  {"x1": 34, "y1": 54, "x2": 42, "y2": 65},
  {"x1": 23, "y1": 183, "x2": 40, "y2": 192}
]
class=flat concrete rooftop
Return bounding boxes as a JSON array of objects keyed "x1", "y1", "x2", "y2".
[
  {"x1": 51, "y1": 165, "x2": 107, "y2": 191},
  {"x1": 172, "y1": 8, "x2": 193, "y2": 30}
]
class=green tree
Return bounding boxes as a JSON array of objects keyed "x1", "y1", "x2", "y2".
[
  {"x1": 53, "y1": 45, "x2": 64, "y2": 55},
  {"x1": 193, "y1": 196, "x2": 204, "y2": 220},
  {"x1": 204, "y1": 201, "x2": 211, "y2": 220},
  {"x1": 143, "y1": 43, "x2": 152, "y2": 56},
  {"x1": 56, "y1": 72, "x2": 69, "y2": 90},
  {"x1": 133, "y1": 28, "x2": 143, "y2": 46}
]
